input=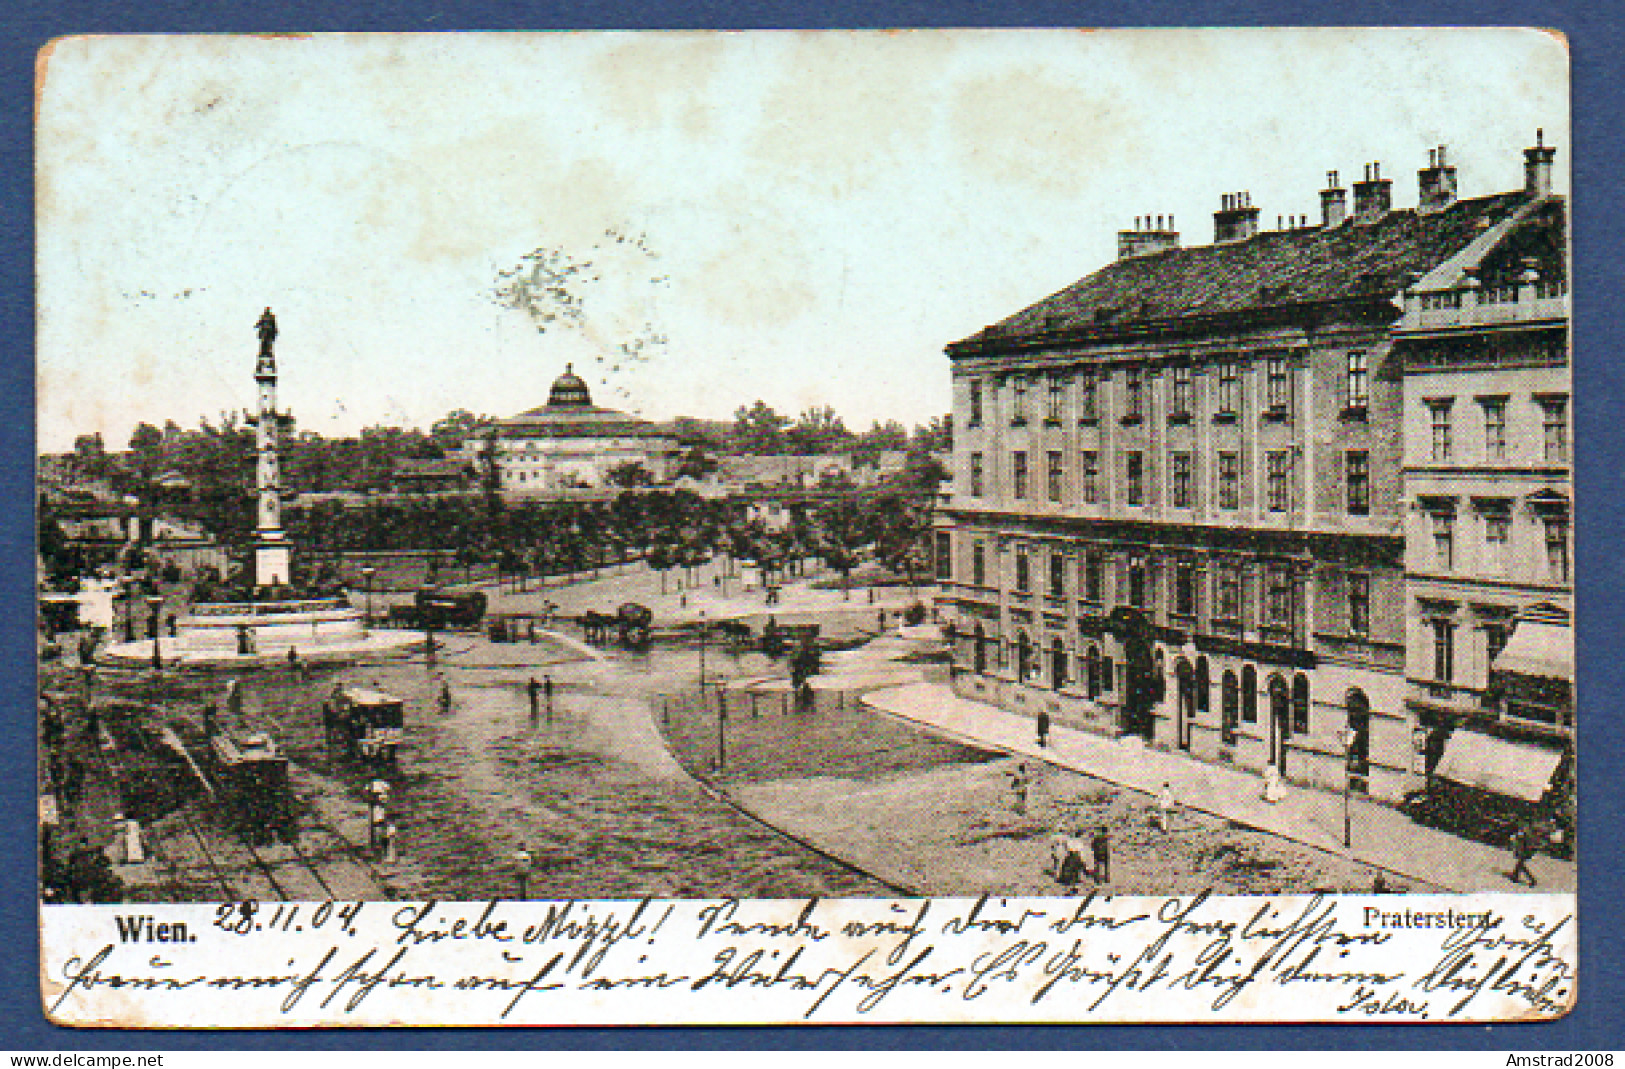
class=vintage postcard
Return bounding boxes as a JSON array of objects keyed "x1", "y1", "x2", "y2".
[{"x1": 34, "y1": 29, "x2": 1574, "y2": 1026}]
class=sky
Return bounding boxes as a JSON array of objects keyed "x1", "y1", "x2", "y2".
[{"x1": 35, "y1": 28, "x2": 1568, "y2": 453}]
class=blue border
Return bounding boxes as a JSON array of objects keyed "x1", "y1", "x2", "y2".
[{"x1": 5, "y1": 1, "x2": 1621, "y2": 1050}]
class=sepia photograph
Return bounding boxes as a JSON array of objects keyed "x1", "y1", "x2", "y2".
[{"x1": 33, "y1": 28, "x2": 1576, "y2": 1026}]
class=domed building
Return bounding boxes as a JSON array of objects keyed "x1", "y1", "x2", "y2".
[{"x1": 470, "y1": 366, "x2": 680, "y2": 490}]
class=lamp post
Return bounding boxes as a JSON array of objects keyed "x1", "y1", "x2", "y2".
[
  {"x1": 145, "y1": 594, "x2": 165, "y2": 670},
  {"x1": 121, "y1": 582, "x2": 136, "y2": 643},
  {"x1": 361, "y1": 567, "x2": 375, "y2": 626},
  {"x1": 1337, "y1": 726, "x2": 1358, "y2": 849}
]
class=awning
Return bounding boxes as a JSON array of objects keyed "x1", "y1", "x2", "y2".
[
  {"x1": 1435, "y1": 729, "x2": 1563, "y2": 803},
  {"x1": 1492, "y1": 620, "x2": 1574, "y2": 682}
]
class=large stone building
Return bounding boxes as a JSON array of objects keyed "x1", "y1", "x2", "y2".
[
  {"x1": 1394, "y1": 135, "x2": 1571, "y2": 815},
  {"x1": 936, "y1": 139, "x2": 1561, "y2": 803},
  {"x1": 472, "y1": 366, "x2": 680, "y2": 491}
]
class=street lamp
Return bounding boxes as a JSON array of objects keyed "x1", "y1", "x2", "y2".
[
  {"x1": 145, "y1": 594, "x2": 165, "y2": 670},
  {"x1": 361, "y1": 567, "x2": 375, "y2": 626},
  {"x1": 1337, "y1": 726, "x2": 1358, "y2": 849}
]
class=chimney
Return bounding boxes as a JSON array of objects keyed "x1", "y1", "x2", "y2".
[
  {"x1": 1117, "y1": 213, "x2": 1180, "y2": 259},
  {"x1": 1320, "y1": 170, "x2": 1347, "y2": 227},
  {"x1": 1352, "y1": 162, "x2": 1393, "y2": 221},
  {"x1": 1524, "y1": 128, "x2": 1557, "y2": 197},
  {"x1": 1417, "y1": 144, "x2": 1458, "y2": 213},
  {"x1": 1213, "y1": 191, "x2": 1260, "y2": 243}
]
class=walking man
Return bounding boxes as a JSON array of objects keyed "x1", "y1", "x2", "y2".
[
  {"x1": 1091, "y1": 825, "x2": 1111, "y2": 883},
  {"x1": 543, "y1": 675, "x2": 554, "y2": 722},
  {"x1": 1036, "y1": 709, "x2": 1051, "y2": 748},
  {"x1": 527, "y1": 677, "x2": 540, "y2": 726},
  {"x1": 1154, "y1": 781, "x2": 1177, "y2": 832},
  {"x1": 1009, "y1": 762, "x2": 1031, "y2": 815},
  {"x1": 437, "y1": 676, "x2": 453, "y2": 717},
  {"x1": 1509, "y1": 823, "x2": 1539, "y2": 887}
]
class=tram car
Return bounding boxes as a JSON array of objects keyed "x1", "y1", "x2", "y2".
[
  {"x1": 328, "y1": 686, "x2": 406, "y2": 766},
  {"x1": 413, "y1": 588, "x2": 488, "y2": 630},
  {"x1": 207, "y1": 730, "x2": 296, "y2": 844}
]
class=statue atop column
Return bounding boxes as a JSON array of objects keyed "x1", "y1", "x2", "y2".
[{"x1": 256, "y1": 307, "x2": 278, "y2": 355}]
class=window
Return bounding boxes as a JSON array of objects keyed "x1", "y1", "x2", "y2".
[
  {"x1": 1216, "y1": 564, "x2": 1241, "y2": 620},
  {"x1": 1014, "y1": 545, "x2": 1030, "y2": 592},
  {"x1": 1346, "y1": 451, "x2": 1370, "y2": 515},
  {"x1": 1347, "y1": 573, "x2": 1370, "y2": 636},
  {"x1": 1079, "y1": 451, "x2": 1099, "y2": 504},
  {"x1": 969, "y1": 453, "x2": 984, "y2": 497},
  {"x1": 1542, "y1": 397, "x2": 1569, "y2": 462},
  {"x1": 1428, "y1": 400, "x2": 1453, "y2": 462},
  {"x1": 1128, "y1": 560, "x2": 1148, "y2": 608},
  {"x1": 1217, "y1": 361, "x2": 1240, "y2": 415},
  {"x1": 1045, "y1": 552, "x2": 1065, "y2": 597},
  {"x1": 1171, "y1": 452, "x2": 1194, "y2": 508},
  {"x1": 1078, "y1": 367, "x2": 1098, "y2": 421},
  {"x1": 1124, "y1": 368, "x2": 1144, "y2": 421},
  {"x1": 1545, "y1": 516, "x2": 1571, "y2": 583},
  {"x1": 934, "y1": 533, "x2": 951, "y2": 581},
  {"x1": 1174, "y1": 562, "x2": 1197, "y2": 617},
  {"x1": 967, "y1": 379, "x2": 983, "y2": 427},
  {"x1": 1265, "y1": 356, "x2": 1289, "y2": 415},
  {"x1": 1082, "y1": 553, "x2": 1103, "y2": 603},
  {"x1": 1266, "y1": 450, "x2": 1289, "y2": 512},
  {"x1": 1266, "y1": 567, "x2": 1294, "y2": 631},
  {"x1": 1431, "y1": 618, "x2": 1455, "y2": 684},
  {"x1": 1217, "y1": 452, "x2": 1240, "y2": 510},
  {"x1": 1046, "y1": 376, "x2": 1065, "y2": 423},
  {"x1": 1125, "y1": 451, "x2": 1145, "y2": 505},
  {"x1": 972, "y1": 542, "x2": 986, "y2": 586},
  {"x1": 1012, "y1": 451, "x2": 1028, "y2": 499},
  {"x1": 1432, "y1": 512, "x2": 1455, "y2": 571},
  {"x1": 1481, "y1": 399, "x2": 1507, "y2": 460},
  {"x1": 1011, "y1": 377, "x2": 1028, "y2": 425},
  {"x1": 1046, "y1": 450, "x2": 1064, "y2": 502},
  {"x1": 1482, "y1": 509, "x2": 1510, "y2": 574},
  {"x1": 1171, "y1": 366, "x2": 1194, "y2": 418},
  {"x1": 1346, "y1": 352, "x2": 1369, "y2": 411}
]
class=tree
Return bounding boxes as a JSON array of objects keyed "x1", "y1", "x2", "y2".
[
  {"x1": 911, "y1": 414, "x2": 953, "y2": 455},
  {"x1": 606, "y1": 461, "x2": 653, "y2": 488},
  {"x1": 786, "y1": 405, "x2": 852, "y2": 455},
  {"x1": 430, "y1": 409, "x2": 487, "y2": 455},
  {"x1": 731, "y1": 400, "x2": 790, "y2": 455}
]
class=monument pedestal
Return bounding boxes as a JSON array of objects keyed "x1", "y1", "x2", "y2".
[{"x1": 255, "y1": 539, "x2": 291, "y2": 588}]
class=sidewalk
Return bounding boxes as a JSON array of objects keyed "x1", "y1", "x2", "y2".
[{"x1": 863, "y1": 681, "x2": 1574, "y2": 894}]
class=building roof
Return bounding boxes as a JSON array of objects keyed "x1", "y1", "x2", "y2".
[
  {"x1": 487, "y1": 365, "x2": 678, "y2": 442},
  {"x1": 949, "y1": 191, "x2": 1532, "y2": 354}
]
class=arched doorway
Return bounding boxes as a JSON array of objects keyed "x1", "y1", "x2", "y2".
[
  {"x1": 1051, "y1": 637, "x2": 1069, "y2": 690},
  {"x1": 1241, "y1": 666, "x2": 1257, "y2": 726},
  {"x1": 1345, "y1": 689, "x2": 1371, "y2": 794},
  {"x1": 1221, "y1": 670, "x2": 1239, "y2": 746},
  {"x1": 1111, "y1": 608, "x2": 1157, "y2": 739},
  {"x1": 1267, "y1": 673, "x2": 1290, "y2": 772},
  {"x1": 1015, "y1": 631, "x2": 1033, "y2": 685},
  {"x1": 972, "y1": 622, "x2": 987, "y2": 674},
  {"x1": 1086, "y1": 645, "x2": 1102, "y2": 698},
  {"x1": 1175, "y1": 659, "x2": 1195, "y2": 750},
  {"x1": 1195, "y1": 657, "x2": 1211, "y2": 717}
]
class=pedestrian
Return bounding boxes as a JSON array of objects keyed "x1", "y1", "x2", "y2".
[
  {"x1": 877, "y1": 609, "x2": 887, "y2": 633},
  {"x1": 1009, "y1": 762, "x2": 1031, "y2": 815},
  {"x1": 381, "y1": 819, "x2": 399, "y2": 865},
  {"x1": 1091, "y1": 825, "x2": 1111, "y2": 882},
  {"x1": 543, "y1": 675, "x2": 554, "y2": 721},
  {"x1": 514, "y1": 841, "x2": 533, "y2": 899},
  {"x1": 1036, "y1": 709, "x2": 1051, "y2": 748},
  {"x1": 1056, "y1": 833, "x2": 1085, "y2": 893},
  {"x1": 226, "y1": 677, "x2": 243, "y2": 718},
  {"x1": 527, "y1": 676, "x2": 540, "y2": 725},
  {"x1": 1509, "y1": 823, "x2": 1539, "y2": 887},
  {"x1": 437, "y1": 677, "x2": 453, "y2": 716},
  {"x1": 287, "y1": 645, "x2": 300, "y2": 676},
  {"x1": 1154, "y1": 782, "x2": 1177, "y2": 832}
]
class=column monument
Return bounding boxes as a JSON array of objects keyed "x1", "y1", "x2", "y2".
[{"x1": 248, "y1": 308, "x2": 292, "y2": 587}]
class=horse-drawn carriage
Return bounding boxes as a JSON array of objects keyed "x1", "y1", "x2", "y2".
[
  {"x1": 325, "y1": 686, "x2": 406, "y2": 767},
  {"x1": 578, "y1": 602, "x2": 653, "y2": 648}
]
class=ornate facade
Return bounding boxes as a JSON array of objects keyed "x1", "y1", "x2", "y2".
[{"x1": 936, "y1": 142, "x2": 1557, "y2": 803}]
